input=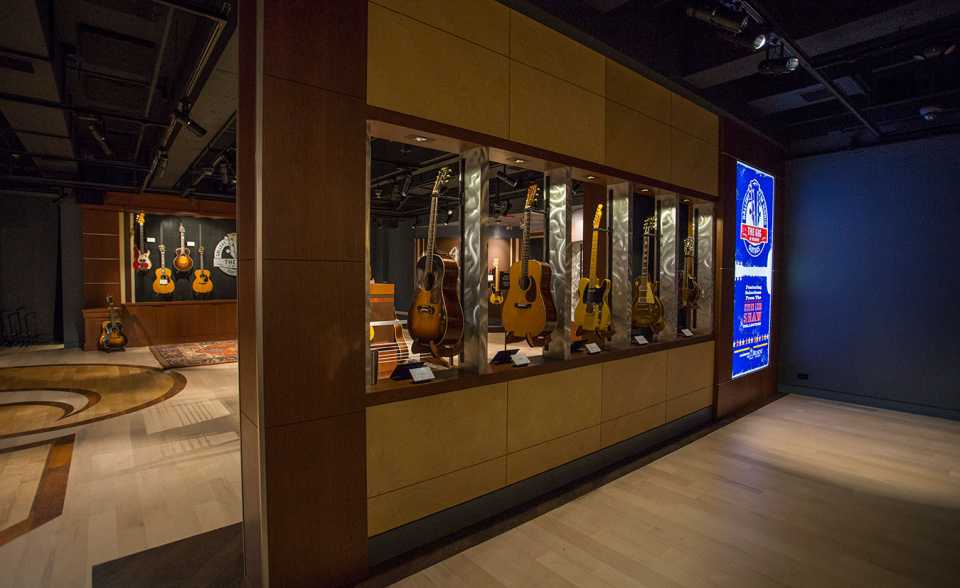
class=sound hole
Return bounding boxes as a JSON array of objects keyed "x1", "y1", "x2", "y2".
[{"x1": 518, "y1": 275, "x2": 531, "y2": 290}]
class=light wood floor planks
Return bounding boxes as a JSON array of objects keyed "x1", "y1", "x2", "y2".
[{"x1": 391, "y1": 395, "x2": 960, "y2": 588}]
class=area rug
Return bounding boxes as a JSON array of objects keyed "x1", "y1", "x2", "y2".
[{"x1": 150, "y1": 340, "x2": 238, "y2": 369}]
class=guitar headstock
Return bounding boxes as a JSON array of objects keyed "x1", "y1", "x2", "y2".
[
  {"x1": 159, "y1": 244, "x2": 165, "y2": 253},
  {"x1": 137, "y1": 213, "x2": 145, "y2": 225},
  {"x1": 178, "y1": 224, "x2": 185, "y2": 235},
  {"x1": 643, "y1": 217, "x2": 656, "y2": 235},
  {"x1": 432, "y1": 167, "x2": 451, "y2": 195},
  {"x1": 524, "y1": 185, "x2": 539, "y2": 209},
  {"x1": 199, "y1": 245, "x2": 205, "y2": 254},
  {"x1": 493, "y1": 258, "x2": 499, "y2": 269},
  {"x1": 106, "y1": 295, "x2": 114, "y2": 305},
  {"x1": 592, "y1": 205, "x2": 604, "y2": 230},
  {"x1": 684, "y1": 236, "x2": 695, "y2": 255}
]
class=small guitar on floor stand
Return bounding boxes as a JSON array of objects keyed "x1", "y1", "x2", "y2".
[{"x1": 99, "y1": 296, "x2": 128, "y2": 352}]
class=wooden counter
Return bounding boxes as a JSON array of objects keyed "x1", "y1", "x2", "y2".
[{"x1": 82, "y1": 299, "x2": 237, "y2": 351}]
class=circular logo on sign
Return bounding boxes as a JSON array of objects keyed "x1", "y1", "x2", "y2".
[
  {"x1": 213, "y1": 232, "x2": 238, "y2": 276},
  {"x1": 740, "y1": 179, "x2": 769, "y2": 258}
]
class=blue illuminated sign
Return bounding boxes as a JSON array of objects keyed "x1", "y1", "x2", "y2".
[{"x1": 732, "y1": 161, "x2": 774, "y2": 380}]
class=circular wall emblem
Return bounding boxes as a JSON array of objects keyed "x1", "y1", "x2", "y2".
[
  {"x1": 740, "y1": 179, "x2": 769, "y2": 258},
  {"x1": 213, "y1": 232, "x2": 238, "y2": 276}
]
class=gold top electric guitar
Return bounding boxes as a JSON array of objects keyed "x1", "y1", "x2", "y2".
[
  {"x1": 574, "y1": 204, "x2": 611, "y2": 332},
  {"x1": 631, "y1": 217, "x2": 665, "y2": 333}
]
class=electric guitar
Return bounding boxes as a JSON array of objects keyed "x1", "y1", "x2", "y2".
[
  {"x1": 678, "y1": 236, "x2": 702, "y2": 309},
  {"x1": 502, "y1": 185, "x2": 557, "y2": 345},
  {"x1": 153, "y1": 244, "x2": 175, "y2": 295},
  {"x1": 99, "y1": 295, "x2": 128, "y2": 350},
  {"x1": 631, "y1": 217, "x2": 665, "y2": 333},
  {"x1": 574, "y1": 205, "x2": 611, "y2": 332},
  {"x1": 132, "y1": 213, "x2": 151, "y2": 271},
  {"x1": 192, "y1": 245, "x2": 213, "y2": 295},
  {"x1": 174, "y1": 224, "x2": 193, "y2": 272},
  {"x1": 407, "y1": 167, "x2": 464, "y2": 357},
  {"x1": 489, "y1": 258, "x2": 504, "y2": 305}
]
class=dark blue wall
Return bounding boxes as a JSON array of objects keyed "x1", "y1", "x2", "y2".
[{"x1": 781, "y1": 133, "x2": 960, "y2": 419}]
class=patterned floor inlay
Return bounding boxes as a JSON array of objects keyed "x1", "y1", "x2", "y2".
[
  {"x1": 0, "y1": 365, "x2": 186, "y2": 439},
  {"x1": 0, "y1": 435, "x2": 75, "y2": 547}
]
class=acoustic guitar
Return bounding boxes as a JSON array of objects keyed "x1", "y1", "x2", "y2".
[
  {"x1": 489, "y1": 258, "x2": 504, "y2": 305},
  {"x1": 631, "y1": 217, "x2": 665, "y2": 333},
  {"x1": 132, "y1": 213, "x2": 151, "y2": 271},
  {"x1": 574, "y1": 205, "x2": 612, "y2": 332},
  {"x1": 99, "y1": 295, "x2": 128, "y2": 350},
  {"x1": 407, "y1": 167, "x2": 465, "y2": 358},
  {"x1": 174, "y1": 224, "x2": 193, "y2": 272},
  {"x1": 678, "y1": 236, "x2": 702, "y2": 309},
  {"x1": 502, "y1": 185, "x2": 557, "y2": 345},
  {"x1": 153, "y1": 244, "x2": 175, "y2": 295},
  {"x1": 192, "y1": 245, "x2": 213, "y2": 295}
]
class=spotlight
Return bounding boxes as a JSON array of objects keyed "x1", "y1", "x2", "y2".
[
  {"x1": 752, "y1": 32, "x2": 769, "y2": 50},
  {"x1": 172, "y1": 104, "x2": 207, "y2": 138},
  {"x1": 717, "y1": 29, "x2": 769, "y2": 51},
  {"x1": 157, "y1": 151, "x2": 168, "y2": 178},
  {"x1": 86, "y1": 122, "x2": 113, "y2": 156},
  {"x1": 412, "y1": 216, "x2": 421, "y2": 228},
  {"x1": 400, "y1": 173, "x2": 413, "y2": 198},
  {"x1": 920, "y1": 105, "x2": 944, "y2": 121},
  {"x1": 758, "y1": 56, "x2": 799, "y2": 74},
  {"x1": 219, "y1": 160, "x2": 229, "y2": 185},
  {"x1": 496, "y1": 170, "x2": 518, "y2": 188},
  {"x1": 686, "y1": 5, "x2": 748, "y2": 35}
]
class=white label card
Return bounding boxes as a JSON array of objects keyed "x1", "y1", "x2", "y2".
[
  {"x1": 409, "y1": 366, "x2": 435, "y2": 383},
  {"x1": 187, "y1": 241, "x2": 196, "y2": 246},
  {"x1": 146, "y1": 237, "x2": 156, "y2": 243},
  {"x1": 585, "y1": 343, "x2": 602, "y2": 354},
  {"x1": 634, "y1": 335, "x2": 649, "y2": 345},
  {"x1": 511, "y1": 352, "x2": 530, "y2": 367},
  {"x1": 681, "y1": 328, "x2": 695, "y2": 337}
]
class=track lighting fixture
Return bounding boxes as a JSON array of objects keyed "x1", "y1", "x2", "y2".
[
  {"x1": 157, "y1": 151, "x2": 168, "y2": 178},
  {"x1": 716, "y1": 29, "x2": 769, "y2": 51},
  {"x1": 86, "y1": 121, "x2": 113, "y2": 156},
  {"x1": 920, "y1": 105, "x2": 943, "y2": 121},
  {"x1": 496, "y1": 170, "x2": 518, "y2": 188},
  {"x1": 758, "y1": 55, "x2": 798, "y2": 74},
  {"x1": 412, "y1": 216, "x2": 421, "y2": 228},
  {"x1": 686, "y1": 4, "x2": 748, "y2": 35},
  {"x1": 445, "y1": 210, "x2": 454, "y2": 225},
  {"x1": 400, "y1": 173, "x2": 413, "y2": 198},
  {"x1": 219, "y1": 160, "x2": 229, "y2": 185},
  {"x1": 172, "y1": 102, "x2": 207, "y2": 138}
]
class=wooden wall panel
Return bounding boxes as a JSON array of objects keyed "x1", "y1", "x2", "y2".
[
  {"x1": 601, "y1": 352, "x2": 668, "y2": 421},
  {"x1": 155, "y1": 305, "x2": 186, "y2": 338},
  {"x1": 372, "y1": 0, "x2": 509, "y2": 54},
  {"x1": 183, "y1": 304, "x2": 217, "y2": 337},
  {"x1": 82, "y1": 284, "x2": 120, "y2": 310},
  {"x1": 666, "y1": 341, "x2": 715, "y2": 399},
  {"x1": 665, "y1": 386, "x2": 712, "y2": 422},
  {"x1": 671, "y1": 95, "x2": 719, "y2": 145},
  {"x1": 604, "y1": 59, "x2": 671, "y2": 124},
  {"x1": 507, "y1": 364, "x2": 602, "y2": 452},
  {"x1": 506, "y1": 426, "x2": 600, "y2": 485},
  {"x1": 82, "y1": 234, "x2": 120, "y2": 259},
  {"x1": 367, "y1": 3, "x2": 510, "y2": 138},
  {"x1": 123, "y1": 305, "x2": 157, "y2": 345},
  {"x1": 82, "y1": 209, "x2": 119, "y2": 235},
  {"x1": 510, "y1": 61, "x2": 605, "y2": 164},
  {"x1": 366, "y1": 383, "x2": 507, "y2": 497},
  {"x1": 368, "y1": 457, "x2": 505, "y2": 536},
  {"x1": 215, "y1": 302, "x2": 238, "y2": 336},
  {"x1": 671, "y1": 129, "x2": 719, "y2": 196},
  {"x1": 509, "y1": 11, "x2": 604, "y2": 94},
  {"x1": 600, "y1": 403, "x2": 665, "y2": 448},
  {"x1": 82, "y1": 259, "x2": 121, "y2": 287},
  {"x1": 605, "y1": 99, "x2": 671, "y2": 183}
]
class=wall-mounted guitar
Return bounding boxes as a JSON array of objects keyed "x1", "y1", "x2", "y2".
[
  {"x1": 153, "y1": 235, "x2": 175, "y2": 295},
  {"x1": 489, "y1": 258, "x2": 504, "y2": 305},
  {"x1": 192, "y1": 246, "x2": 213, "y2": 296},
  {"x1": 574, "y1": 204, "x2": 613, "y2": 337},
  {"x1": 502, "y1": 185, "x2": 557, "y2": 347},
  {"x1": 631, "y1": 217, "x2": 665, "y2": 333},
  {"x1": 407, "y1": 167, "x2": 464, "y2": 358},
  {"x1": 174, "y1": 223, "x2": 193, "y2": 273},
  {"x1": 132, "y1": 213, "x2": 151, "y2": 271},
  {"x1": 678, "y1": 236, "x2": 702, "y2": 310},
  {"x1": 99, "y1": 295, "x2": 128, "y2": 352}
]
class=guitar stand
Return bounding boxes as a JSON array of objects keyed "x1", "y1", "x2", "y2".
[
  {"x1": 525, "y1": 333, "x2": 550, "y2": 348},
  {"x1": 99, "y1": 346, "x2": 126, "y2": 354},
  {"x1": 429, "y1": 339, "x2": 463, "y2": 359}
]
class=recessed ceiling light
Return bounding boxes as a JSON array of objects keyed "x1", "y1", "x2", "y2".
[
  {"x1": 641, "y1": 188, "x2": 650, "y2": 193},
  {"x1": 513, "y1": 158, "x2": 525, "y2": 163},
  {"x1": 682, "y1": 199, "x2": 690, "y2": 203},
  {"x1": 585, "y1": 175, "x2": 597, "y2": 180},
  {"x1": 404, "y1": 133, "x2": 434, "y2": 143}
]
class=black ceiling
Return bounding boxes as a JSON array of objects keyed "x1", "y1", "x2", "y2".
[{"x1": 514, "y1": 0, "x2": 960, "y2": 156}]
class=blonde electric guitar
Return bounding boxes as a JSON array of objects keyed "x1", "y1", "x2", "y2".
[
  {"x1": 489, "y1": 258, "x2": 504, "y2": 305},
  {"x1": 631, "y1": 217, "x2": 665, "y2": 333},
  {"x1": 574, "y1": 205, "x2": 611, "y2": 332}
]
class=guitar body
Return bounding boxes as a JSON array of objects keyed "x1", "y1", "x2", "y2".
[
  {"x1": 679, "y1": 274, "x2": 702, "y2": 309},
  {"x1": 502, "y1": 260, "x2": 557, "y2": 340},
  {"x1": 489, "y1": 290, "x2": 504, "y2": 305},
  {"x1": 174, "y1": 248, "x2": 193, "y2": 272},
  {"x1": 153, "y1": 268, "x2": 175, "y2": 294},
  {"x1": 407, "y1": 254, "x2": 464, "y2": 352},
  {"x1": 631, "y1": 276, "x2": 665, "y2": 333},
  {"x1": 100, "y1": 319, "x2": 128, "y2": 350},
  {"x1": 574, "y1": 277, "x2": 611, "y2": 332},
  {"x1": 192, "y1": 269, "x2": 213, "y2": 294},
  {"x1": 132, "y1": 247, "x2": 152, "y2": 271}
]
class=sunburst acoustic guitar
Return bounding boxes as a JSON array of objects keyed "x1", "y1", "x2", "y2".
[
  {"x1": 174, "y1": 223, "x2": 193, "y2": 273},
  {"x1": 631, "y1": 217, "x2": 665, "y2": 333},
  {"x1": 502, "y1": 185, "x2": 557, "y2": 346},
  {"x1": 574, "y1": 204, "x2": 611, "y2": 333},
  {"x1": 99, "y1": 295, "x2": 128, "y2": 351}
]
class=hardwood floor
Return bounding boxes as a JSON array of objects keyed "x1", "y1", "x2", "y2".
[
  {"x1": 391, "y1": 394, "x2": 960, "y2": 588},
  {"x1": 0, "y1": 345, "x2": 240, "y2": 588}
]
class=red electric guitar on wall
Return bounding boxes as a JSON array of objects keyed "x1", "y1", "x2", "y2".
[{"x1": 132, "y1": 213, "x2": 151, "y2": 271}]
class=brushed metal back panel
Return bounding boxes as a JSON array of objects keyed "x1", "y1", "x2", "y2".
[
  {"x1": 693, "y1": 203, "x2": 714, "y2": 335},
  {"x1": 570, "y1": 241, "x2": 582, "y2": 318},
  {"x1": 609, "y1": 182, "x2": 633, "y2": 347},
  {"x1": 365, "y1": 122, "x2": 373, "y2": 387},
  {"x1": 461, "y1": 146, "x2": 489, "y2": 373},
  {"x1": 657, "y1": 194, "x2": 678, "y2": 341},
  {"x1": 544, "y1": 167, "x2": 572, "y2": 360}
]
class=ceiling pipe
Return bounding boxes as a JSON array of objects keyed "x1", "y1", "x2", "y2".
[
  {"x1": 0, "y1": 148, "x2": 151, "y2": 171},
  {"x1": 133, "y1": 6, "x2": 175, "y2": 163},
  {"x1": 741, "y1": 0, "x2": 882, "y2": 137},
  {"x1": 0, "y1": 92, "x2": 169, "y2": 127},
  {"x1": 0, "y1": 174, "x2": 236, "y2": 201}
]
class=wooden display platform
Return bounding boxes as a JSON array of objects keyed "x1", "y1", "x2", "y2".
[{"x1": 82, "y1": 300, "x2": 237, "y2": 351}]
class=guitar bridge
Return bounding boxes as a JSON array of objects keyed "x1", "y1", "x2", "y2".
[
  {"x1": 514, "y1": 303, "x2": 531, "y2": 309},
  {"x1": 416, "y1": 305, "x2": 436, "y2": 315}
]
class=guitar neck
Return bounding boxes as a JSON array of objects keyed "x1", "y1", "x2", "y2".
[
  {"x1": 425, "y1": 195, "x2": 439, "y2": 273},
  {"x1": 589, "y1": 228, "x2": 599, "y2": 285},
  {"x1": 640, "y1": 235, "x2": 649, "y2": 293},
  {"x1": 108, "y1": 301, "x2": 116, "y2": 325},
  {"x1": 521, "y1": 210, "x2": 531, "y2": 278}
]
